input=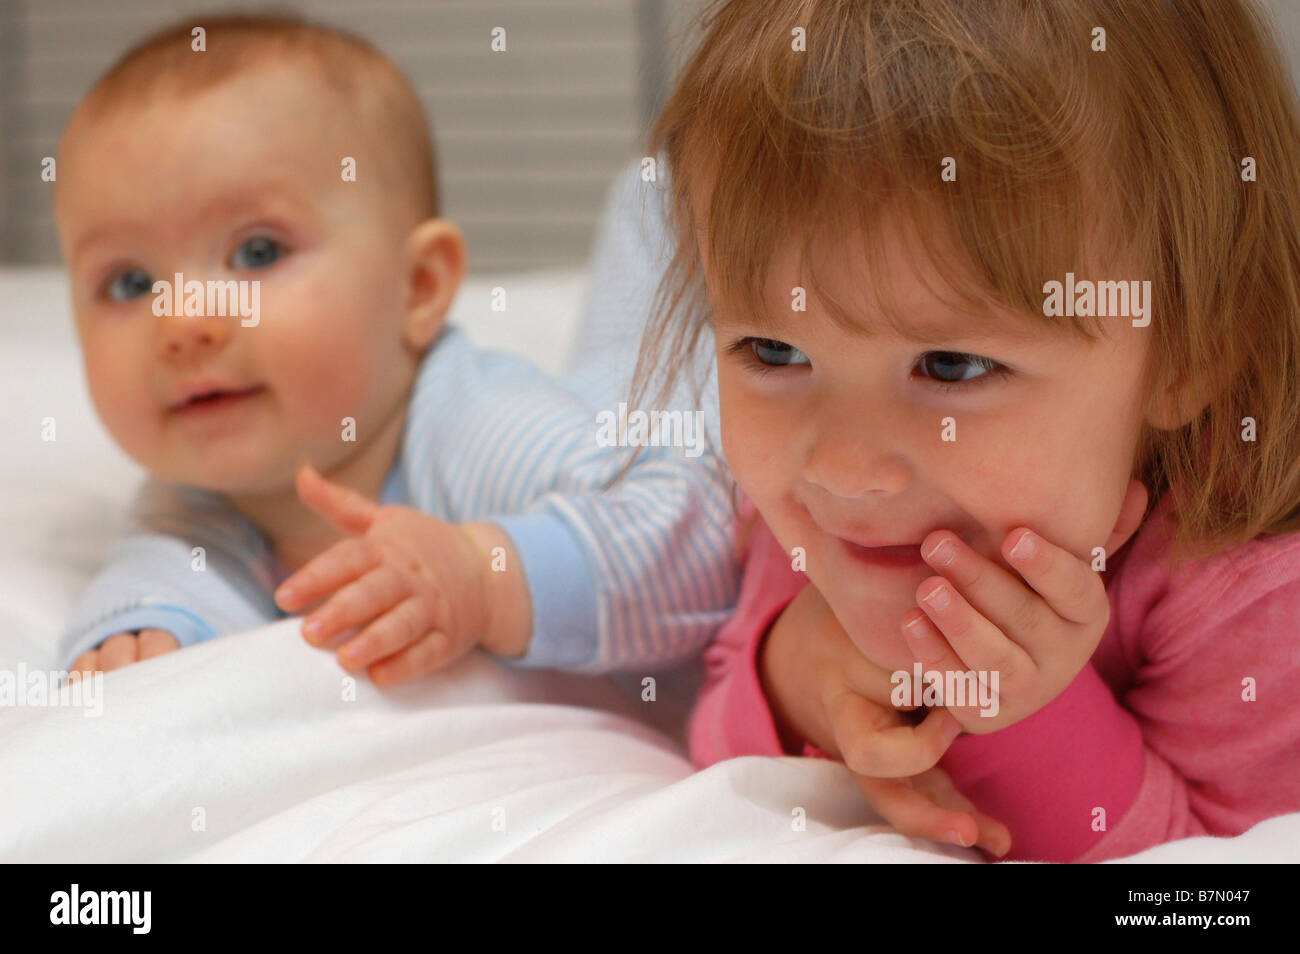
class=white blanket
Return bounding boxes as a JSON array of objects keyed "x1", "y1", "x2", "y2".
[{"x1": 2, "y1": 266, "x2": 1296, "y2": 863}]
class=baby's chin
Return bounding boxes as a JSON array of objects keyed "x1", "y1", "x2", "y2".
[{"x1": 142, "y1": 454, "x2": 294, "y2": 496}]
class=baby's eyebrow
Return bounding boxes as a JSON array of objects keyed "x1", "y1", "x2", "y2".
[{"x1": 68, "y1": 185, "x2": 317, "y2": 263}]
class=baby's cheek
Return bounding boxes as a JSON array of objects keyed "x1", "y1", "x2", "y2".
[{"x1": 87, "y1": 362, "x2": 154, "y2": 459}]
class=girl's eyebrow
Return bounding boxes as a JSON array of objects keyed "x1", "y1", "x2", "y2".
[{"x1": 714, "y1": 306, "x2": 1045, "y2": 346}]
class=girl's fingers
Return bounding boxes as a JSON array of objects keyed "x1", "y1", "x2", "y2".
[
  {"x1": 908, "y1": 766, "x2": 1013, "y2": 857},
  {"x1": 839, "y1": 645, "x2": 919, "y2": 710},
  {"x1": 852, "y1": 774, "x2": 981, "y2": 851},
  {"x1": 367, "y1": 630, "x2": 465, "y2": 687},
  {"x1": 294, "y1": 463, "x2": 378, "y2": 536},
  {"x1": 275, "y1": 537, "x2": 381, "y2": 611},
  {"x1": 921, "y1": 529, "x2": 1062, "y2": 656},
  {"x1": 901, "y1": 609, "x2": 1003, "y2": 726},
  {"x1": 999, "y1": 527, "x2": 1109, "y2": 630},
  {"x1": 338, "y1": 597, "x2": 430, "y2": 672},
  {"x1": 913, "y1": 572, "x2": 1033, "y2": 689},
  {"x1": 301, "y1": 565, "x2": 406, "y2": 645},
  {"x1": 829, "y1": 694, "x2": 963, "y2": 778},
  {"x1": 137, "y1": 628, "x2": 179, "y2": 659}
]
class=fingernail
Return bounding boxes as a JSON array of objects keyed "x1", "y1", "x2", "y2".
[
  {"x1": 303, "y1": 618, "x2": 323, "y2": 641},
  {"x1": 924, "y1": 537, "x2": 956, "y2": 567},
  {"x1": 904, "y1": 615, "x2": 929, "y2": 636},
  {"x1": 921, "y1": 583, "x2": 950, "y2": 610},
  {"x1": 944, "y1": 829, "x2": 972, "y2": 848},
  {"x1": 276, "y1": 585, "x2": 296, "y2": 604},
  {"x1": 1010, "y1": 529, "x2": 1036, "y2": 561}
]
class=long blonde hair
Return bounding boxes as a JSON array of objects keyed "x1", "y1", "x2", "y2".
[{"x1": 631, "y1": 0, "x2": 1300, "y2": 567}]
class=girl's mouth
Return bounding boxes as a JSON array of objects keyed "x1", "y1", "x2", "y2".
[{"x1": 838, "y1": 537, "x2": 926, "y2": 569}]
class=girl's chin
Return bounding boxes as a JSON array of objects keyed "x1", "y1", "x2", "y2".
[{"x1": 826, "y1": 588, "x2": 922, "y2": 671}]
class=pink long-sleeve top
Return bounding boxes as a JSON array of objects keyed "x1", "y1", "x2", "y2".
[{"x1": 688, "y1": 495, "x2": 1300, "y2": 862}]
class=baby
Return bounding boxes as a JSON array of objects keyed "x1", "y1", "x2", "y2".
[
  {"x1": 54, "y1": 15, "x2": 736, "y2": 682},
  {"x1": 638, "y1": 0, "x2": 1300, "y2": 861}
]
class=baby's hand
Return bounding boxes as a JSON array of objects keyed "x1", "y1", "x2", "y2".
[
  {"x1": 69, "y1": 629, "x2": 179, "y2": 675},
  {"x1": 901, "y1": 479, "x2": 1149, "y2": 733},
  {"x1": 761, "y1": 584, "x2": 1010, "y2": 855},
  {"x1": 273, "y1": 464, "x2": 512, "y2": 686}
]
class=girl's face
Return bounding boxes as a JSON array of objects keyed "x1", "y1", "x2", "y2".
[{"x1": 709, "y1": 220, "x2": 1157, "y2": 671}]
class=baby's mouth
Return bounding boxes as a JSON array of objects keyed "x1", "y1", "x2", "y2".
[{"x1": 169, "y1": 385, "x2": 265, "y2": 414}]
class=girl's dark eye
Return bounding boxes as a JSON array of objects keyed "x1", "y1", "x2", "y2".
[
  {"x1": 104, "y1": 268, "x2": 154, "y2": 302},
  {"x1": 229, "y1": 236, "x2": 284, "y2": 270},
  {"x1": 916, "y1": 351, "x2": 1008, "y2": 389},
  {"x1": 747, "y1": 337, "x2": 811, "y2": 367}
]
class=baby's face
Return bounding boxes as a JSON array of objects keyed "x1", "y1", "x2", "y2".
[
  {"x1": 711, "y1": 222, "x2": 1155, "y2": 671},
  {"x1": 55, "y1": 66, "x2": 422, "y2": 494}
]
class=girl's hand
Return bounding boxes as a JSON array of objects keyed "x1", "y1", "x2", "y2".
[
  {"x1": 901, "y1": 479, "x2": 1149, "y2": 733},
  {"x1": 760, "y1": 584, "x2": 1010, "y2": 855},
  {"x1": 273, "y1": 464, "x2": 508, "y2": 686}
]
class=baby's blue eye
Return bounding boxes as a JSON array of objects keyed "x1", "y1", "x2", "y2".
[
  {"x1": 229, "y1": 236, "x2": 284, "y2": 270},
  {"x1": 918, "y1": 351, "x2": 1000, "y2": 383},
  {"x1": 104, "y1": 268, "x2": 154, "y2": 302},
  {"x1": 749, "y1": 338, "x2": 811, "y2": 367}
]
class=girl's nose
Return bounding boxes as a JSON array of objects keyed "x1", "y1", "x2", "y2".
[{"x1": 802, "y1": 413, "x2": 912, "y2": 499}]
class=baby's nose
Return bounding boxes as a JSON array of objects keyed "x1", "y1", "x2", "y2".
[{"x1": 156, "y1": 310, "x2": 234, "y2": 357}]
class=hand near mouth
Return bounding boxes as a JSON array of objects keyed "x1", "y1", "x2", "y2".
[
  {"x1": 759, "y1": 582, "x2": 1011, "y2": 856},
  {"x1": 900, "y1": 478, "x2": 1150, "y2": 733}
]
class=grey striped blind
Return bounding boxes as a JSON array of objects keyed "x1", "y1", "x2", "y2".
[{"x1": 0, "y1": 0, "x2": 704, "y2": 270}]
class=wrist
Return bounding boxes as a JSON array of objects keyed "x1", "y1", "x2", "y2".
[
  {"x1": 757, "y1": 597, "x2": 819, "y2": 755},
  {"x1": 460, "y1": 521, "x2": 532, "y2": 658}
]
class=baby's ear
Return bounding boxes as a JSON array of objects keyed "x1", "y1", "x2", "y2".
[{"x1": 401, "y1": 218, "x2": 466, "y2": 351}]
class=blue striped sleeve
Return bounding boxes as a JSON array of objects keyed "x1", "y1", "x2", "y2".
[
  {"x1": 57, "y1": 480, "x2": 283, "y2": 668},
  {"x1": 397, "y1": 326, "x2": 738, "y2": 673}
]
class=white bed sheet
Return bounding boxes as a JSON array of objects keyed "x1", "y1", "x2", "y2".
[{"x1": 2, "y1": 266, "x2": 1296, "y2": 863}]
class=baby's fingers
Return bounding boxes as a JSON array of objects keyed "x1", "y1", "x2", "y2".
[
  {"x1": 275, "y1": 537, "x2": 380, "y2": 612},
  {"x1": 338, "y1": 598, "x2": 430, "y2": 672},
  {"x1": 301, "y1": 565, "x2": 406, "y2": 646},
  {"x1": 137, "y1": 628, "x2": 179, "y2": 659},
  {"x1": 295, "y1": 463, "x2": 378, "y2": 535},
  {"x1": 366, "y1": 630, "x2": 468, "y2": 687},
  {"x1": 68, "y1": 649, "x2": 100, "y2": 678},
  {"x1": 97, "y1": 632, "x2": 141, "y2": 672},
  {"x1": 830, "y1": 693, "x2": 964, "y2": 778}
]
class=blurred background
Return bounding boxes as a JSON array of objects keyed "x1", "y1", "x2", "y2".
[
  {"x1": 3, "y1": 0, "x2": 1300, "y2": 271},
  {"x1": 0, "y1": 0, "x2": 707, "y2": 270}
]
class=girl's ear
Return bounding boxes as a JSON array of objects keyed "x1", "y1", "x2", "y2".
[
  {"x1": 401, "y1": 218, "x2": 466, "y2": 352},
  {"x1": 1144, "y1": 367, "x2": 1217, "y2": 431}
]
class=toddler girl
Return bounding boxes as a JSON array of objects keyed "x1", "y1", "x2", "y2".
[{"x1": 633, "y1": 0, "x2": 1300, "y2": 861}]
